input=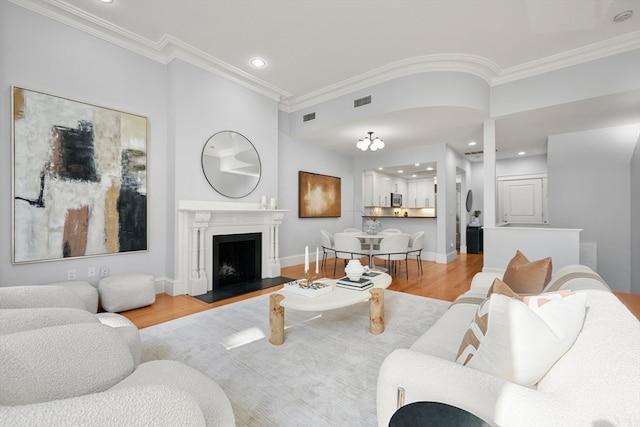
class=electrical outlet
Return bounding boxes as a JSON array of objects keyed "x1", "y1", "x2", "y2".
[
  {"x1": 99, "y1": 267, "x2": 109, "y2": 278},
  {"x1": 88, "y1": 267, "x2": 96, "y2": 277},
  {"x1": 67, "y1": 269, "x2": 77, "y2": 280}
]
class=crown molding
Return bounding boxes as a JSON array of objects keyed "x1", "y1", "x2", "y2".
[
  {"x1": 158, "y1": 35, "x2": 291, "y2": 101},
  {"x1": 10, "y1": 0, "x2": 167, "y2": 61},
  {"x1": 493, "y1": 31, "x2": 640, "y2": 86},
  {"x1": 11, "y1": 0, "x2": 640, "y2": 110},
  {"x1": 281, "y1": 33, "x2": 640, "y2": 112},
  {"x1": 279, "y1": 54, "x2": 501, "y2": 113},
  {"x1": 9, "y1": 0, "x2": 289, "y2": 101}
]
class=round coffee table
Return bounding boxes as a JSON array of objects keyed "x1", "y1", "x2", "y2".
[{"x1": 268, "y1": 272, "x2": 392, "y2": 345}]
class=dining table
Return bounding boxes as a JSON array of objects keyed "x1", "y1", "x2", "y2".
[{"x1": 349, "y1": 232, "x2": 392, "y2": 268}]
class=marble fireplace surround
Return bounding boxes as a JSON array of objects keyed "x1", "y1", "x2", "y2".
[{"x1": 178, "y1": 200, "x2": 286, "y2": 296}]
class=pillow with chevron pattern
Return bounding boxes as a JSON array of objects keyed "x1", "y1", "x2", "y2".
[{"x1": 455, "y1": 278, "x2": 586, "y2": 386}]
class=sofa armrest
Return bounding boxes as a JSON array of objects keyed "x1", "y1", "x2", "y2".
[
  {"x1": 467, "y1": 272, "x2": 502, "y2": 295},
  {"x1": 0, "y1": 307, "x2": 98, "y2": 335},
  {"x1": 113, "y1": 360, "x2": 236, "y2": 427},
  {"x1": 0, "y1": 385, "x2": 206, "y2": 426},
  {"x1": 543, "y1": 265, "x2": 611, "y2": 292},
  {"x1": 377, "y1": 349, "x2": 577, "y2": 427},
  {"x1": 0, "y1": 286, "x2": 86, "y2": 310},
  {"x1": 377, "y1": 349, "x2": 500, "y2": 426}
]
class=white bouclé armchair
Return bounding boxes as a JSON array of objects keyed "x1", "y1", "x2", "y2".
[{"x1": 0, "y1": 285, "x2": 235, "y2": 426}]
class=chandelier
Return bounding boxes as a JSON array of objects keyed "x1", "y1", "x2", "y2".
[{"x1": 356, "y1": 131, "x2": 385, "y2": 151}]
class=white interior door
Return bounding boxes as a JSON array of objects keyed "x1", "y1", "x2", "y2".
[{"x1": 500, "y1": 177, "x2": 545, "y2": 224}]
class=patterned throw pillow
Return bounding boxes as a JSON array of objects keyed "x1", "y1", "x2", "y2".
[
  {"x1": 455, "y1": 278, "x2": 586, "y2": 386},
  {"x1": 502, "y1": 250, "x2": 553, "y2": 294}
]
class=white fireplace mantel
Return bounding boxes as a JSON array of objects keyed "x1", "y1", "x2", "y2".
[{"x1": 177, "y1": 200, "x2": 288, "y2": 296}]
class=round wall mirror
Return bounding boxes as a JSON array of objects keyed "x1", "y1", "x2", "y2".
[
  {"x1": 201, "y1": 131, "x2": 261, "y2": 198},
  {"x1": 466, "y1": 190, "x2": 473, "y2": 212}
]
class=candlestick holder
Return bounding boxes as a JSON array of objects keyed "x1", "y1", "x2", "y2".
[
  {"x1": 294, "y1": 271, "x2": 328, "y2": 289},
  {"x1": 298, "y1": 270, "x2": 319, "y2": 287}
]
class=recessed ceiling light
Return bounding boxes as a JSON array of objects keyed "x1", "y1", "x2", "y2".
[
  {"x1": 412, "y1": 174, "x2": 417, "y2": 178},
  {"x1": 378, "y1": 167, "x2": 383, "y2": 170},
  {"x1": 468, "y1": 141, "x2": 477, "y2": 146},
  {"x1": 614, "y1": 10, "x2": 633, "y2": 22},
  {"x1": 518, "y1": 151, "x2": 526, "y2": 156},
  {"x1": 98, "y1": 0, "x2": 114, "y2": 3},
  {"x1": 250, "y1": 58, "x2": 266, "y2": 68},
  {"x1": 426, "y1": 167, "x2": 434, "y2": 171},
  {"x1": 397, "y1": 170, "x2": 404, "y2": 174},
  {"x1": 414, "y1": 163, "x2": 420, "y2": 166}
]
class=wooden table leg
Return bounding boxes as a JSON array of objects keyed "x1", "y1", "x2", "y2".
[
  {"x1": 269, "y1": 293, "x2": 285, "y2": 345},
  {"x1": 369, "y1": 288, "x2": 385, "y2": 334}
]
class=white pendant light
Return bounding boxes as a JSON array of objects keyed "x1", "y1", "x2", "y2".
[{"x1": 357, "y1": 131, "x2": 384, "y2": 151}]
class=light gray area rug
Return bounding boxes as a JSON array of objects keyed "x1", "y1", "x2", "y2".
[{"x1": 140, "y1": 290, "x2": 450, "y2": 427}]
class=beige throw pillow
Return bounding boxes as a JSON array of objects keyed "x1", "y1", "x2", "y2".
[
  {"x1": 456, "y1": 278, "x2": 586, "y2": 386},
  {"x1": 502, "y1": 250, "x2": 552, "y2": 294}
]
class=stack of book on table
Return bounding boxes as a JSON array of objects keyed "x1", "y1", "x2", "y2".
[{"x1": 336, "y1": 276, "x2": 373, "y2": 291}]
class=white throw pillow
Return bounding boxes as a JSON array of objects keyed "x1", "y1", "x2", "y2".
[{"x1": 455, "y1": 290, "x2": 587, "y2": 386}]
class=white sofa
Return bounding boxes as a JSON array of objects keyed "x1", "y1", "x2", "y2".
[
  {"x1": 377, "y1": 265, "x2": 640, "y2": 426},
  {"x1": 0, "y1": 285, "x2": 235, "y2": 426}
]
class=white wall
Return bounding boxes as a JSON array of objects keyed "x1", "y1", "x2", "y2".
[
  {"x1": 547, "y1": 125, "x2": 639, "y2": 292},
  {"x1": 278, "y1": 111, "x2": 355, "y2": 265},
  {"x1": 486, "y1": 49, "x2": 639, "y2": 291},
  {"x1": 469, "y1": 162, "x2": 485, "y2": 219},
  {"x1": 289, "y1": 71, "x2": 490, "y2": 139},
  {"x1": 484, "y1": 227, "x2": 581, "y2": 272},
  {"x1": 630, "y1": 134, "x2": 640, "y2": 294},
  {"x1": 0, "y1": 3, "x2": 281, "y2": 287},
  {"x1": 166, "y1": 60, "x2": 280, "y2": 277},
  {"x1": 491, "y1": 50, "x2": 640, "y2": 116},
  {"x1": 168, "y1": 60, "x2": 278, "y2": 205},
  {"x1": 0, "y1": 2, "x2": 169, "y2": 286},
  {"x1": 496, "y1": 154, "x2": 547, "y2": 177}
]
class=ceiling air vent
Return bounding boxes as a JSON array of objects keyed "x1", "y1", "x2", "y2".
[
  {"x1": 354, "y1": 95, "x2": 371, "y2": 108},
  {"x1": 303, "y1": 112, "x2": 316, "y2": 122},
  {"x1": 465, "y1": 151, "x2": 484, "y2": 156}
]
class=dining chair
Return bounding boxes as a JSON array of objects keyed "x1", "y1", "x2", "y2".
[
  {"x1": 343, "y1": 228, "x2": 362, "y2": 234},
  {"x1": 319, "y1": 230, "x2": 336, "y2": 270},
  {"x1": 407, "y1": 231, "x2": 424, "y2": 273},
  {"x1": 374, "y1": 228, "x2": 402, "y2": 250},
  {"x1": 333, "y1": 233, "x2": 370, "y2": 277},
  {"x1": 373, "y1": 233, "x2": 410, "y2": 279},
  {"x1": 380, "y1": 228, "x2": 402, "y2": 234},
  {"x1": 343, "y1": 227, "x2": 370, "y2": 252}
]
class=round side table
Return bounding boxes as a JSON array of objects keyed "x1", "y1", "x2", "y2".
[{"x1": 389, "y1": 401, "x2": 490, "y2": 427}]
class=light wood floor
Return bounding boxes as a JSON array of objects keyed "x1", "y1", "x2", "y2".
[{"x1": 121, "y1": 253, "x2": 640, "y2": 328}]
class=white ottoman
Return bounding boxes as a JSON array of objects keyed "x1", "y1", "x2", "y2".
[
  {"x1": 98, "y1": 273, "x2": 156, "y2": 313},
  {"x1": 49, "y1": 280, "x2": 99, "y2": 313}
]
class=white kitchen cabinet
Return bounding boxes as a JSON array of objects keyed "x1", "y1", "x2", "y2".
[
  {"x1": 364, "y1": 171, "x2": 390, "y2": 207},
  {"x1": 425, "y1": 179, "x2": 435, "y2": 207},
  {"x1": 362, "y1": 171, "x2": 410, "y2": 207},
  {"x1": 378, "y1": 175, "x2": 392, "y2": 207},
  {"x1": 363, "y1": 172, "x2": 376, "y2": 207},
  {"x1": 406, "y1": 179, "x2": 434, "y2": 207}
]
